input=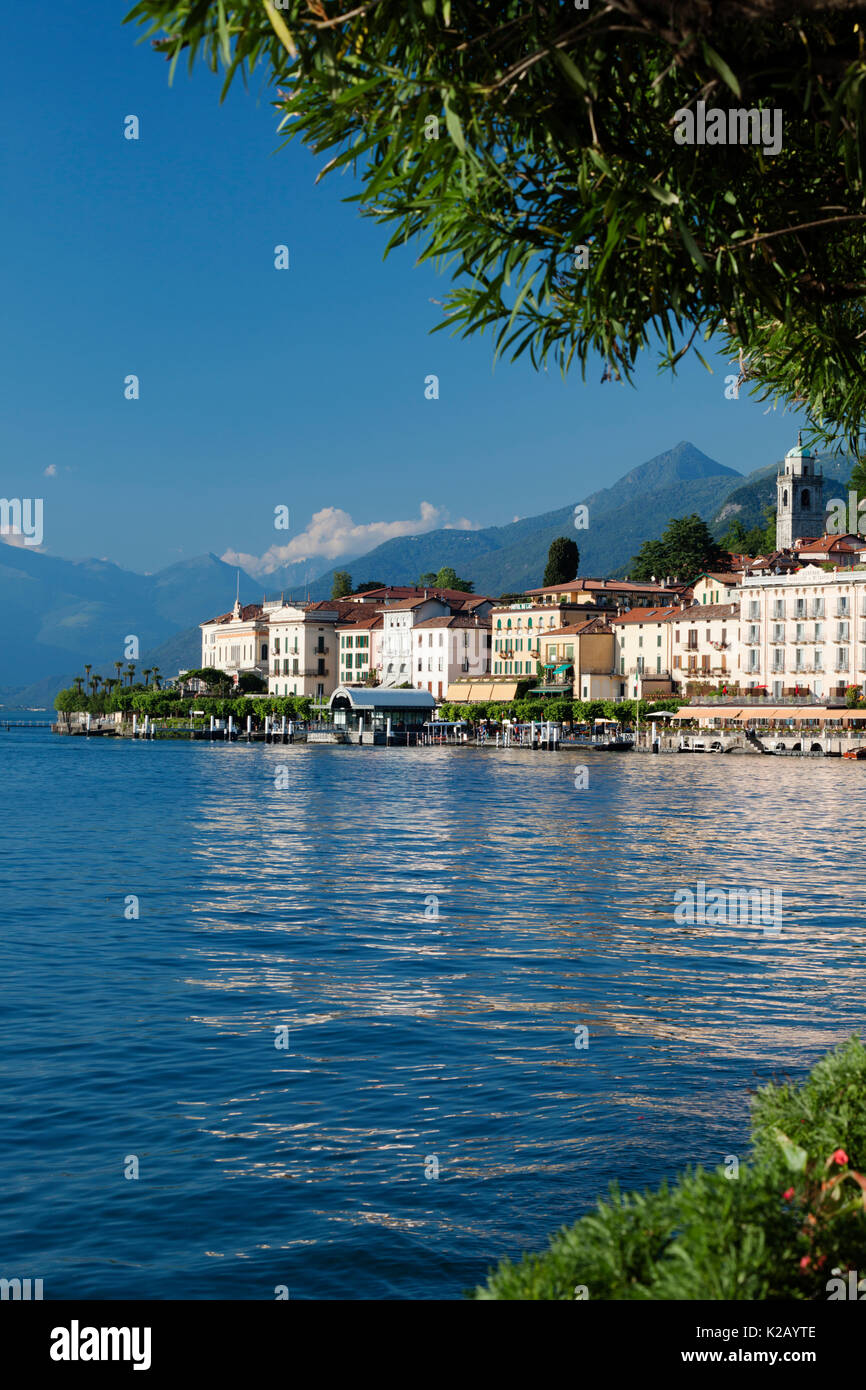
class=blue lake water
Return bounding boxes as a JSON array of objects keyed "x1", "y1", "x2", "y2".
[{"x1": 1, "y1": 728, "x2": 865, "y2": 1299}]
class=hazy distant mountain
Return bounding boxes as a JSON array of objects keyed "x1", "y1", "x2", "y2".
[
  {"x1": 0, "y1": 547, "x2": 258, "y2": 701},
  {"x1": 308, "y1": 442, "x2": 742, "y2": 596}
]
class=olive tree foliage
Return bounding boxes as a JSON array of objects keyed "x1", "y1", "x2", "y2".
[{"x1": 127, "y1": 0, "x2": 866, "y2": 453}]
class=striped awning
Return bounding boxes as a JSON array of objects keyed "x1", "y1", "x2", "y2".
[{"x1": 671, "y1": 706, "x2": 738, "y2": 720}]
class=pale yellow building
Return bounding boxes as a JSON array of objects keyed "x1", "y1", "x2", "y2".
[
  {"x1": 610, "y1": 607, "x2": 680, "y2": 699},
  {"x1": 267, "y1": 599, "x2": 358, "y2": 701},
  {"x1": 199, "y1": 598, "x2": 269, "y2": 682}
]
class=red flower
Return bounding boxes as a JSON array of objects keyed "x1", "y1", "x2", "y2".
[
  {"x1": 832, "y1": 1148, "x2": 850, "y2": 1165},
  {"x1": 800, "y1": 1256, "x2": 811, "y2": 1269},
  {"x1": 783, "y1": 1187, "x2": 795, "y2": 1201}
]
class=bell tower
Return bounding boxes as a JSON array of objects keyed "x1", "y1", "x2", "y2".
[{"x1": 776, "y1": 433, "x2": 823, "y2": 549}]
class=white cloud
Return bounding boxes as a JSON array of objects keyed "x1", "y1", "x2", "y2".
[
  {"x1": 43, "y1": 464, "x2": 57, "y2": 477},
  {"x1": 223, "y1": 502, "x2": 479, "y2": 578}
]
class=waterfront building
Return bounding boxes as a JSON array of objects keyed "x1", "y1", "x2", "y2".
[
  {"x1": 412, "y1": 613, "x2": 491, "y2": 699},
  {"x1": 667, "y1": 602, "x2": 740, "y2": 689},
  {"x1": 378, "y1": 591, "x2": 492, "y2": 689},
  {"x1": 525, "y1": 618, "x2": 620, "y2": 701},
  {"x1": 610, "y1": 607, "x2": 680, "y2": 699},
  {"x1": 379, "y1": 595, "x2": 452, "y2": 688},
  {"x1": 739, "y1": 564, "x2": 866, "y2": 700},
  {"x1": 328, "y1": 685, "x2": 436, "y2": 741},
  {"x1": 267, "y1": 599, "x2": 358, "y2": 700},
  {"x1": 490, "y1": 601, "x2": 597, "y2": 677},
  {"x1": 199, "y1": 597, "x2": 269, "y2": 682},
  {"x1": 336, "y1": 611, "x2": 383, "y2": 687}
]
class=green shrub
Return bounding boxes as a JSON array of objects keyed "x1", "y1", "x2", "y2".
[{"x1": 474, "y1": 1035, "x2": 866, "y2": 1300}]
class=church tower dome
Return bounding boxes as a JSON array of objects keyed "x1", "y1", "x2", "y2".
[{"x1": 776, "y1": 432, "x2": 823, "y2": 549}]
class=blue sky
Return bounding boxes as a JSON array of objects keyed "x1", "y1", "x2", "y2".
[{"x1": 1, "y1": 1, "x2": 808, "y2": 576}]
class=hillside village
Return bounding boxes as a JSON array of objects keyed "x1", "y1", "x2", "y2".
[{"x1": 198, "y1": 439, "x2": 866, "y2": 710}]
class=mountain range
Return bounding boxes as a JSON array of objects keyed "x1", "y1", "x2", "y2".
[{"x1": 1, "y1": 442, "x2": 852, "y2": 707}]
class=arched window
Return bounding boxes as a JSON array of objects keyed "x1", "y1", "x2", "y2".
[
  {"x1": 527, "y1": 618, "x2": 533, "y2": 628},
  {"x1": 782, "y1": 489, "x2": 788, "y2": 507},
  {"x1": 496, "y1": 619, "x2": 501, "y2": 629},
  {"x1": 507, "y1": 619, "x2": 512, "y2": 629},
  {"x1": 801, "y1": 489, "x2": 810, "y2": 508}
]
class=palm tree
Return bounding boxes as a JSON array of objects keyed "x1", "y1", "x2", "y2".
[
  {"x1": 84, "y1": 664, "x2": 92, "y2": 689},
  {"x1": 114, "y1": 660, "x2": 123, "y2": 685},
  {"x1": 151, "y1": 666, "x2": 161, "y2": 690},
  {"x1": 143, "y1": 668, "x2": 152, "y2": 688},
  {"x1": 126, "y1": 664, "x2": 136, "y2": 687},
  {"x1": 72, "y1": 676, "x2": 84, "y2": 695}
]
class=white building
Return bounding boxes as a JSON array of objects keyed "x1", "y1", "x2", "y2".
[
  {"x1": 199, "y1": 598, "x2": 269, "y2": 682},
  {"x1": 739, "y1": 565, "x2": 866, "y2": 701},
  {"x1": 412, "y1": 614, "x2": 491, "y2": 699},
  {"x1": 379, "y1": 597, "x2": 451, "y2": 687},
  {"x1": 267, "y1": 599, "x2": 358, "y2": 701}
]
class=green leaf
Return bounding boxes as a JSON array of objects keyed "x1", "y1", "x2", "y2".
[
  {"x1": 216, "y1": 0, "x2": 230, "y2": 66},
  {"x1": 443, "y1": 99, "x2": 465, "y2": 154},
  {"x1": 675, "y1": 215, "x2": 708, "y2": 271},
  {"x1": 701, "y1": 41, "x2": 742, "y2": 98},
  {"x1": 552, "y1": 49, "x2": 588, "y2": 96}
]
